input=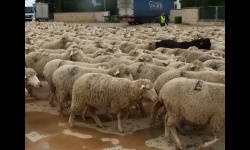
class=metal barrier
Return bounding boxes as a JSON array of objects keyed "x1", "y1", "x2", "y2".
[{"x1": 199, "y1": 6, "x2": 225, "y2": 20}]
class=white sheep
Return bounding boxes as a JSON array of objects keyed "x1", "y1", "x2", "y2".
[
  {"x1": 69, "y1": 73, "x2": 158, "y2": 133},
  {"x1": 52, "y1": 64, "x2": 134, "y2": 115},
  {"x1": 39, "y1": 34, "x2": 73, "y2": 49},
  {"x1": 43, "y1": 59, "x2": 111, "y2": 107},
  {"x1": 203, "y1": 59, "x2": 225, "y2": 71},
  {"x1": 128, "y1": 62, "x2": 175, "y2": 83},
  {"x1": 25, "y1": 67, "x2": 42, "y2": 99},
  {"x1": 118, "y1": 41, "x2": 137, "y2": 53},
  {"x1": 159, "y1": 77, "x2": 225, "y2": 149},
  {"x1": 150, "y1": 69, "x2": 225, "y2": 128},
  {"x1": 25, "y1": 50, "x2": 79, "y2": 78}
]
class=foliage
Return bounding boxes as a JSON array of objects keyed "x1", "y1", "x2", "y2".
[
  {"x1": 180, "y1": 0, "x2": 225, "y2": 8},
  {"x1": 174, "y1": 16, "x2": 182, "y2": 23}
]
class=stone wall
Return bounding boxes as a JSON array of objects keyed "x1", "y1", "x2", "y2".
[
  {"x1": 181, "y1": 7, "x2": 199, "y2": 25},
  {"x1": 169, "y1": 7, "x2": 225, "y2": 25},
  {"x1": 54, "y1": 11, "x2": 110, "y2": 22},
  {"x1": 169, "y1": 9, "x2": 182, "y2": 23}
]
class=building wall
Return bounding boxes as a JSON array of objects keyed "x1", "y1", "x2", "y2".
[
  {"x1": 169, "y1": 9, "x2": 182, "y2": 23},
  {"x1": 169, "y1": 7, "x2": 225, "y2": 25},
  {"x1": 181, "y1": 8, "x2": 199, "y2": 24}
]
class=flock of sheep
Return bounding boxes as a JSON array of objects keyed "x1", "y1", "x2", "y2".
[{"x1": 25, "y1": 21, "x2": 225, "y2": 149}]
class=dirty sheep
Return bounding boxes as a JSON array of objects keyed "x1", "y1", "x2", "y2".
[
  {"x1": 159, "y1": 77, "x2": 225, "y2": 149},
  {"x1": 69, "y1": 73, "x2": 158, "y2": 133}
]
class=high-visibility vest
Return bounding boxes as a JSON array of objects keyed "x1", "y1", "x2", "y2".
[{"x1": 160, "y1": 15, "x2": 165, "y2": 23}]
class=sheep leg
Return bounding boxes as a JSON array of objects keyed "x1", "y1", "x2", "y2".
[
  {"x1": 82, "y1": 105, "x2": 89, "y2": 120},
  {"x1": 68, "y1": 113, "x2": 75, "y2": 128},
  {"x1": 164, "y1": 113, "x2": 170, "y2": 137},
  {"x1": 137, "y1": 101, "x2": 146, "y2": 118},
  {"x1": 150, "y1": 101, "x2": 164, "y2": 128},
  {"x1": 169, "y1": 126, "x2": 183, "y2": 149},
  {"x1": 158, "y1": 106, "x2": 167, "y2": 120},
  {"x1": 167, "y1": 114, "x2": 183, "y2": 149},
  {"x1": 105, "y1": 109, "x2": 113, "y2": 121},
  {"x1": 198, "y1": 116, "x2": 223, "y2": 148},
  {"x1": 48, "y1": 91, "x2": 56, "y2": 107},
  {"x1": 122, "y1": 110, "x2": 130, "y2": 121},
  {"x1": 117, "y1": 111, "x2": 124, "y2": 133},
  {"x1": 198, "y1": 136, "x2": 220, "y2": 149},
  {"x1": 26, "y1": 85, "x2": 33, "y2": 97},
  {"x1": 88, "y1": 106, "x2": 104, "y2": 128},
  {"x1": 58, "y1": 92, "x2": 67, "y2": 115},
  {"x1": 176, "y1": 123, "x2": 187, "y2": 136}
]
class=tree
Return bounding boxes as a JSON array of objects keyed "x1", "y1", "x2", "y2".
[{"x1": 180, "y1": 0, "x2": 225, "y2": 8}]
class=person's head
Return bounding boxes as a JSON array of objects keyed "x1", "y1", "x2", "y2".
[{"x1": 161, "y1": 12, "x2": 165, "y2": 16}]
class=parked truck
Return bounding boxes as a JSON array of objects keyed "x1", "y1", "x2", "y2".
[
  {"x1": 35, "y1": 3, "x2": 49, "y2": 21},
  {"x1": 117, "y1": 0, "x2": 174, "y2": 25},
  {"x1": 25, "y1": 3, "x2": 35, "y2": 21}
]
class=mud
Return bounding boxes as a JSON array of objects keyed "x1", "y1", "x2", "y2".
[{"x1": 25, "y1": 78, "x2": 225, "y2": 150}]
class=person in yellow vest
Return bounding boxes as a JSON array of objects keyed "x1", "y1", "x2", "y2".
[{"x1": 159, "y1": 12, "x2": 168, "y2": 27}]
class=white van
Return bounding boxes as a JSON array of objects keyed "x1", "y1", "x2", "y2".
[{"x1": 25, "y1": 3, "x2": 35, "y2": 21}]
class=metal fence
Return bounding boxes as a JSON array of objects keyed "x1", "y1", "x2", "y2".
[{"x1": 199, "y1": 6, "x2": 225, "y2": 20}]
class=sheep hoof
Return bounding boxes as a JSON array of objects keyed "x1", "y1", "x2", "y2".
[
  {"x1": 69, "y1": 123, "x2": 74, "y2": 128},
  {"x1": 50, "y1": 103, "x2": 55, "y2": 107},
  {"x1": 150, "y1": 124, "x2": 157, "y2": 129},
  {"x1": 177, "y1": 146, "x2": 184, "y2": 150},
  {"x1": 141, "y1": 113, "x2": 147, "y2": 118}
]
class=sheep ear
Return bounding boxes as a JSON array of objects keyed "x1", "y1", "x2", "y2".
[
  {"x1": 139, "y1": 57, "x2": 144, "y2": 61},
  {"x1": 70, "y1": 50, "x2": 74, "y2": 56},
  {"x1": 140, "y1": 84, "x2": 145, "y2": 91},
  {"x1": 190, "y1": 65, "x2": 195, "y2": 70},
  {"x1": 114, "y1": 69, "x2": 119, "y2": 76},
  {"x1": 162, "y1": 62, "x2": 169, "y2": 66}
]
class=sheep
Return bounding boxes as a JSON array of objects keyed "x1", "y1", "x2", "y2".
[
  {"x1": 150, "y1": 70, "x2": 225, "y2": 128},
  {"x1": 94, "y1": 38, "x2": 113, "y2": 49},
  {"x1": 25, "y1": 44, "x2": 39, "y2": 54},
  {"x1": 135, "y1": 41, "x2": 156, "y2": 50},
  {"x1": 39, "y1": 34, "x2": 73, "y2": 49},
  {"x1": 68, "y1": 73, "x2": 158, "y2": 133},
  {"x1": 118, "y1": 41, "x2": 137, "y2": 53},
  {"x1": 166, "y1": 61, "x2": 186, "y2": 69},
  {"x1": 159, "y1": 77, "x2": 225, "y2": 149},
  {"x1": 25, "y1": 87, "x2": 29, "y2": 96},
  {"x1": 25, "y1": 50, "x2": 79, "y2": 78},
  {"x1": 203, "y1": 59, "x2": 225, "y2": 71},
  {"x1": 37, "y1": 49, "x2": 67, "y2": 54},
  {"x1": 52, "y1": 64, "x2": 134, "y2": 115},
  {"x1": 43, "y1": 59, "x2": 111, "y2": 107},
  {"x1": 25, "y1": 36, "x2": 34, "y2": 45},
  {"x1": 128, "y1": 62, "x2": 175, "y2": 83},
  {"x1": 25, "y1": 67, "x2": 42, "y2": 99},
  {"x1": 178, "y1": 60, "x2": 212, "y2": 71},
  {"x1": 197, "y1": 54, "x2": 225, "y2": 62}
]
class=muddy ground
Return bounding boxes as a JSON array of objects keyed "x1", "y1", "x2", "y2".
[{"x1": 25, "y1": 79, "x2": 225, "y2": 150}]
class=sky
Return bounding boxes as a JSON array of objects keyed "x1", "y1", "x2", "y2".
[{"x1": 25, "y1": 0, "x2": 35, "y2": 4}]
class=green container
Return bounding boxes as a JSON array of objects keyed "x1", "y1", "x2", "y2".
[
  {"x1": 110, "y1": 15, "x2": 114, "y2": 23},
  {"x1": 175, "y1": 16, "x2": 182, "y2": 24},
  {"x1": 104, "y1": 16, "x2": 111, "y2": 23},
  {"x1": 112, "y1": 15, "x2": 120, "y2": 23}
]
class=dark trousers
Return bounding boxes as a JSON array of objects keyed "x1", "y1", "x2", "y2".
[{"x1": 160, "y1": 22, "x2": 166, "y2": 27}]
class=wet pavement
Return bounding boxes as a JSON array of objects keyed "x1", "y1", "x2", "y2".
[{"x1": 25, "y1": 79, "x2": 225, "y2": 150}]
